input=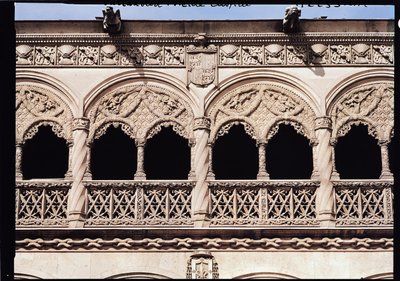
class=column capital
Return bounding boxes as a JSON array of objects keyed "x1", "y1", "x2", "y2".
[
  {"x1": 256, "y1": 139, "x2": 267, "y2": 146},
  {"x1": 315, "y1": 116, "x2": 332, "y2": 131},
  {"x1": 193, "y1": 117, "x2": 211, "y2": 131},
  {"x1": 72, "y1": 117, "x2": 90, "y2": 132},
  {"x1": 378, "y1": 139, "x2": 390, "y2": 146},
  {"x1": 135, "y1": 138, "x2": 146, "y2": 147}
]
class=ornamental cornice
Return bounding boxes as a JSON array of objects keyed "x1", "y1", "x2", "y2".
[
  {"x1": 16, "y1": 180, "x2": 73, "y2": 188},
  {"x1": 331, "y1": 180, "x2": 393, "y2": 188},
  {"x1": 83, "y1": 180, "x2": 195, "y2": 188},
  {"x1": 15, "y1": 236, "x2": 393, "y2": 251},
  {"x1": 208, "y1": 180, "x2": 320, "y2": 188}
]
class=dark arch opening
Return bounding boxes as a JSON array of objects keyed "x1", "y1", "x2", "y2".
[
  {"x1": 335, "y1": 124, "x2": 381, "y2": 179},
  {"x1": 22, "y1": 125, "x2": 68, "y2": 180},
  {"x1": 91, "y1": 126, "x2": 137, "y2": 180},
  {"x1": 144, "y1": 126, "x2": 190, "y2": 180},
  {"x1": 266, "y1": 124, "x2": 313, "y2": 179},
  {"x1": 213, "y1": 124, "x2": 258, "y2": 180}
]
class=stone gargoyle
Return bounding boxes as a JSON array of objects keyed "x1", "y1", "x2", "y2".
[
  {"x1": 283, "y1": 6, "x2": 301, "y2": 33},
  {"x1": 102, "y1": 6, "x2": 122, "y2": 34}
]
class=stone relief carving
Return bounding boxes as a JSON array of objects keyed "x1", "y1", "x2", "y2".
[
  {"x1": 100, "y1": 45, "x2": 119, "y2": 65},
  {"x1": 102, "y1": 6, "x2": 122, "y2": 34},
  {"x1": 330, "y1": 45, "x2": 351, "y2": 64},
  {"x1": 187, "y1": 251, "x2": 219, "y2": 279},
  {"x1": 283, "y1": 5, "x2": 301, "y2": 33},
  {"x1": 372, "y1": 45, "x2": 393, "y2": 64},
  {"x1": 330, "y1": 83, "x2": 394, "y2": 141},
  {"x1": 242, "y1": 46, "x2": 263, "y2": 65},
  {"x1": 208, "y1": 83, "x2": 316, "y2": 143},
  {"x1": 143, "y1": 45, "x2": 163, "y2": 65},
  {"x1": 16, "y1": 45, "x2": 34, "y2": 65},
  {"x1": 309, "y1": 44, "x2": 329, "y2": 64},
  {"x1": 78, "y1": 46, "x2": 99, "y2": 65},
  {"x1": 164, "y1": 46, "x2": 185, "y2": 65},
  {"x1": 265, "y1": 44, "x2": 285, "y2": 65},
  {"x1": 16, "y1": 84, "x2": 73, "y2": 143},
  {"x1": 88, "y1": 84, "x2": 193, "y2": 142},
  {"x1": 352, "y1": 43, "x2": 370, "y2": 64},
  {"x1": 219, "y1": 44, "x2": 240, "y2": 65},
  {"x1": 58, "y1": 45, "x2": 77, "y2": 65},
  {"x1": 120, "y1": 46, "x2": 143, "y2": 65},
  {"x1": 287, "y1": 45, "x2": 307, "y2": 65},
  {"x1": 35, "y1": 46, "x2": 56, "y2": 65}
]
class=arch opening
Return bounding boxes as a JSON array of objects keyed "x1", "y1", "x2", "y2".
[
  {"x1": 213, "y1": 124, "x2": 258, "y2": 180},
  {"x1": 335, "y1": 124, "x2": 381, "y2": 179},
  {"x1": 22, "y1": 125, "x2": 68, "y2": 180},
  {"x1": 266, "y1": 124, "x2": 313, "y2": 179},
  {"x1": 144, "y1": 126, "x2": 190, "y2": 180},
  {"x1": 91, "y1": 126, "x2": 137, "y2": 180}
]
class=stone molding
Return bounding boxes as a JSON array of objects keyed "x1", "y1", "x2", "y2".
[
  {"x1": 15, "y1": 236, "x2": 393, "y2": 251},
  {"x1": 16, "y1": 33, "x2": 393, "y2": 67}
]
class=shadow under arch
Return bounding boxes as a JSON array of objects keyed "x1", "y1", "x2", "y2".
[
  {"x1": 204, "y1": 69, "x2": 321, "y2": 116},
  {"x1": 16, "y1": 69, "x2": 79, "y2": 117},
  {"x1": 233, "y1": 272, "x2": 299, "y2": 279},
  {"x1": 325, "y1": 68, "x2": 393, "y2": 115},
  {"x1": 83, "y1": 69, "x2": 200, "y2": 117}
]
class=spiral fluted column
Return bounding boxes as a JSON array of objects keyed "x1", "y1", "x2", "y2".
[
  {"x1": 67, "y1": 118, "x2": 90, "y2": 228},
  {"x1": 134, "y1": 138, "x2": 146, "y2": 180},
  {"x1": 15, "y1": 142, "x2": 23, "y2": 180},
  {"x1": 192, "y1": 117, "x2": 211, "y2": 227},
  {"x1": 379, "y1": 140, "x2": 393, "y2": 179},
  {"x1": 314, "y1": 117, "x2": 335, "y2": 227},
  {"x1": 257, "y1": 140, "x2": 269, "y2": 180}
]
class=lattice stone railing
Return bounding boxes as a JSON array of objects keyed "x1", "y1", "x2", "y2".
[
  {"x1": 209, "y1": 181, "x2": 319, "y2": 226},
  {"x1": 16, "y1": 180, "x2": 71, "y2": 227},
  {"x1": 333, "y1": 180, "x2": 393, "y2": 226},
  {"x1": 84, "y1": 181, "x2": 194, "y2": 226}
]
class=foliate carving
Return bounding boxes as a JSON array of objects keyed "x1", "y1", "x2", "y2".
[
  {"x1": 16, "y1": 183, "x2": 71, "y2": 226},
  {"x1": 89, "y1": 84, "x2": 193, "y2": 141},
  {"x1": 287, "y1": 45, "x2": 307, "y2": 65},
  {"x1": 143, "y1": 45, "x2": 163, "y2": 65},
  {"x1": 16, "y1": 84, "x2": 73, "y2": 142},
  {"x1": 72, "y1": 118, "x2": 90, "y2": 131},
  {"x1": 209, "y1": 83, "x2": 316, "y2": 142},
  {"x1": 242, "y1": 46, "x2": 263, "y2": 65},
  {"x1": 16, "y1": 45, "x2": 33, "y2": 65},
  {"x1": 216, "y1": 121, "x2": 256, "y2": 141},
  {"x1": 78, "y1": 46, "x2": 99, "y2": 65},
  {"x1": 34, "y1": 46, "x2": 55, "y2": 65},
  {"x1": 16, "y1": 236, "x2": 393, "y2": 251},
  {"x1": 209, "y1": 181, "x2": 318, "y2": 225},
  {"x1": 164, "y1": 46, "x2": 185, "y2": 65},
  {"x1": 334, "y1": 182, "x2": 393, "y2": 225},
  {"x1": 315, "y1": 116, "x2": 332, "y2": 131},
  {"x1": 120, "y1": 46, "x2": 142, "y2": 65},
  {"x1": 265, "y1": 44, "x2": 284, "y2": 65},
  {"x1": 352, "y1": 43, "x2": 370, "y2": 64},
  {"x1": 58, "y1": 45, "x2": 77, "y2": 65},
  {"x1": 193, "y1": 117, "x2": 211, "y2": 131},
  {"x1": 100, "y1": 45, "x2": 119, "y2": 65},
  {"x1": 330, "y1": 45, "x2": 351, "y2": 64},
  {"x1": 219, "y1": 44, "x2": 240, "y2": 65},
  {"x1": 372, "y1": 45, "x2": 393, "y2": 64},
  {"x1": 309, "y1": 44, "x2": 329, "y2": 64},
  {"x1": 331, "y1": 83, "x2": 393, "y2": 141}
]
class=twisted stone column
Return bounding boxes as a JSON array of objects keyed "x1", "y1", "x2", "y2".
[
  {"x1": 64, "y1": 140, "x2": 73, "y2": 180},
  {"x1": 15, "y1": 142, "x2": 23, "y2": 180},
  {"x1": 192, "y1": 117, "x2": 211, "y2": 227},
  {"x1": 257, "y1": 140, "x2": 269, "y2": 180},
  {"x1": 379, "y1": 140, "x2": 393, "y2": 179},
  {"x1": 310, "y1": 138, "x2": 320, "y2": 180},
  {"x1": 83, "y1": 143, "x2": 92, "y2": 180},
  {"x1": 67, "y1": 118, "x2": 90, "y2": 228},
  {"x1": 134, "y1": 138, "x2": 146, "y2": 180},
  {"x1": 314, "y1": 117, "x2": 335, "y2": 227},
  {"x1": 330, "y1": 139, "x2": 340, "y2": 180},
  {"x1": 188, "y1": 138, "x2": 196, "y2": 180}
]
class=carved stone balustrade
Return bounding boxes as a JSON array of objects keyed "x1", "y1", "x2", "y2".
[
  {"x1": 208, "y1": 180, "x2": 319, "y2": 226},
  {"x1": 84, "y1": 180, "x2": 195, "y2": 226},
  {"x1": 332, "y1": 180, "x2": 393, "y2": 226},
  {"x1": 16, "y1": 180, "x2": 72, "y2": 227}
]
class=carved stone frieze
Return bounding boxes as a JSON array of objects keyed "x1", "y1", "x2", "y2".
[
  {"x1": 208, "y1": 83, "x2": 316, "y2": 142},
  {"x1": 287, "y1": 45, "x2": 307, "y2": 65},
  {"x1": 219, "y1": 44, "x2": 240, "y2": 65},
  {"x1": 330, "y1": 82, "x2": 394, "y2": 141},
  {"x1": 16, "y1": 44, "x2": 34, "y2": 65},
  {"x1": 315, "y1": 116, "x2": 332, "y2": 131},
  {"x1": 164, "y1": 46, "x2": 185, "y2": 65},
  {"x1": 78, "y1": 46, "x2": 99, "y2": 65},
  {"x1": 58, "y1": 45, "x2": 77, "y2": 65},
  {"x1": 15, "y1": 236, "x2": 393, "y2": 251},
  {"x1": 242, "y1": 46, "x2": 263, "y2": 65},
  {"x1": 16, "y1": 84, "x2": 73, "y2": 143},
  {"x1": 193, "y1": 117, "x2": 211, "y2": 131},
  {"x1": 120, "y1": 46, "x2": 143, "y2": 65},
  {"x1": 309, "y1": 44, "x2": 329, "y2": 64},
  {"x1": 352, "y1": 43, "x2": 371, "y2": 64},
  {"x1": 100, "y1": 45, "x2": 119, "y2": 65},
  {"x1": 88, "y1": 84, "x2": 194, "y2": 141},
  {"x1": 330, "y1": 45, "x2": 351, "y2": 64},
  {"x1": 143, "y1": 45, "x2": 163, "y2": 65},
  {"x1": 35, "y1": 46, "x2": 56, "y2": 65},
  {"x1": 265, "y1": 44, "x2": 285, "y2": 65},
  {"x1": 372, "y1": 45, "x2": 393, "y2": 64}
]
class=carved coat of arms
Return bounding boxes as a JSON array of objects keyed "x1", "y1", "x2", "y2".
[{"x1": 187, "y1": 45, "x2": 217, "y2": 87}]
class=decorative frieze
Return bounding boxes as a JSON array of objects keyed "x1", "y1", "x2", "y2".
[{"x1": 16, "y1": 35, "x2": 393, "y2": 67}]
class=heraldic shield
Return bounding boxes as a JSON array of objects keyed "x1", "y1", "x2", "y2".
[{"x1": 187, "y1": 52, "x2": 217, "y2": 87}]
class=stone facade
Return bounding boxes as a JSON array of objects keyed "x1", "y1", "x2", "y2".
[{"x1": 15, "y1": 19, "x2": 393, "y2": 279}]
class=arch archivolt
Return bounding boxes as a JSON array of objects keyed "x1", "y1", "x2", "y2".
[
  {"x1": 16, "y1": 83, "x2": 74, "y2": 144},
  {"x1": 207, "y1": 82, "x2": 316, "y2": 143},
  {"x1": 329, "y1": 82, "x2": 394, "y2": 142},
  {"x1": 87, "y1": 83, "x2": 194, "y2": 142}
]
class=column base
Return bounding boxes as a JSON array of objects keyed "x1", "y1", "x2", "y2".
[
  {"x1": 331, "y1": 170, "x2": 340, "y2": 180},
  {"x1": 16, "y1": 172, "x2": 23, "y2": 180},
  {"x1": 134, "y1": 172, "x2": 146, "y2": 180},
  {"x1": 83, "y1": 172, "x2": 92, "y2": 180},
  {"x1": 206, "y1": 172, "x2": 215, "y2": 180},
  {"x1": 318, "y1": 211, "x2": 336, "y2": 228},
  {"x1": 380, "y1": 171, "x2": 393, "y2": 180},
  {"x1": 311, "y1": 170, "x2": 320, "y2": 180},
  {"x1": 193, "y1": 211, "x2": 210, "y2": 228},
  {"x1": 188, "y1": 171, "x2": 196, "y2": 180},
  {"x1": 257, "y1": 172, "x2": 269, "y2": 180},
  {"x1": 64, "y1": 171, "x2": 73, "y2": 180},
  {"x1": 68, "y1": 212, "x2": 86, "y2": 228}
]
